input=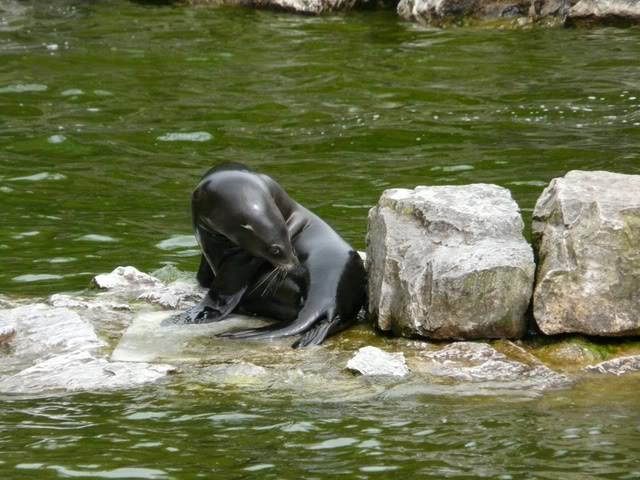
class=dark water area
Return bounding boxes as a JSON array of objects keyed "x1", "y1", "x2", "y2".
[
  {"x1": 1, "y1": 375, "x2": 640, "y2": 479},
  {"x1": 1, "y1": 1, "x2": 640, "y2": 478}
]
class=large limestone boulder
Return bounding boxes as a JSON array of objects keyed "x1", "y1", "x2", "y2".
[
  {"x1": 532, "y1": 170, "x2": 640, "y2": 336},
  {"x1": 367, "y1": 184, "x2": 534, "y2": 340},
  {"x1": 566, "y1": 0, "x2": 640, "y2": 27}
]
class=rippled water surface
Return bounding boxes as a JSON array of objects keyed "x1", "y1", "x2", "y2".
[{"x1": 1, "y1": 1, "x2": 640, "y2": 478}]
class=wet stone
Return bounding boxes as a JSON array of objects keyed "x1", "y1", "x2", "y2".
[
  {"x1": 414, "y1": 342, "x2": 570, "y2": 389},
  {"x1": 138, "y1": 280, "x2": 206, "y2": 310},
  {"x1": 0, "y1": 304, "x2": 105, "y2": 359},
  {"x1": 346, "y1": 346, "x2": 410, "y2": 377},
  {"x1": 585, "y1": 356, "x2": 640, "y2": 376},
  {"x1": 92, "y1": 266, "x2": 162, "y2": 292},
  {"x1": 48, "y1": 293, "x2": 131, "y2": 311},
  {"x1": 0, "y1": 350, "x2": 176, "y2": 394}
]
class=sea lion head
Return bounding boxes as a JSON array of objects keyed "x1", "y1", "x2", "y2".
[{"x1": 194, "y1": 173, "x2": 299, "y2": 270}]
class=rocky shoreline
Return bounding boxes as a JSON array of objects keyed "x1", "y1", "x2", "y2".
[
  {"x1": 175, "y1": 0, "x2": 640, "y2": 28},
  {"x1": 1, "y1": 169, "x2": 639, "y2": 395}
]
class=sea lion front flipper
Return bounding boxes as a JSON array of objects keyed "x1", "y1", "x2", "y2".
[
  {"x1": 165, "y1": 254, "x2": 262, "y2": 326},
  {"x1": 166, "y1": 286, "x2": 248, "y2": 325}
]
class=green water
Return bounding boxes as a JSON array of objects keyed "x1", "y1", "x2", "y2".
[{"x1": 1, "y1": 1, "x2": 640, "y2": 478}]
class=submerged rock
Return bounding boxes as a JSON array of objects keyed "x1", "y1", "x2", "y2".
[
  {"x1": 532, "y1": 170, "x2": 640, "y2": 336},
  {"x1": 346, "y1": 346, "x2": 410, "y2": 377},
  {"x1": 0, "y1": 351, "x2": 175, "y2": 394},
  {"x1": 529, "y1": 337, "x2": 606, "y2": 370},
  {"x1": 200, "y1": 362, "x2": 269, "y2": 386},
  {"x1": 367, "y1": 184, "x2": 534, "y2": 340},
  {"x1": 415, "y1": 342, "x2": 570, "y2": 388},
  {"x1": 566, "y1": 0, "x2": 640, "y2": 27},
  {"x1": 585, "y1": 355, "x2": 640, "y2": 376}
]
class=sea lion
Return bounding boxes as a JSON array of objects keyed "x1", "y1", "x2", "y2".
[{"x1": 172, "y1": 162, "x2": 366, "y2": 348}]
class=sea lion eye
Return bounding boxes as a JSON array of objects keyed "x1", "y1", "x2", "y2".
[{"x1": 269, "y1": 246, "x2": 282, "y2": 257}]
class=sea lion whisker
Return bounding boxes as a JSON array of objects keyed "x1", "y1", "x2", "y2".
[
  {"x1": 262, "y1": 266, "x2": 283, "y2": 297},
  {"x1": 249, "y1": 268, "x2": 278, "y2": 295},
  {"x1": 274, "y1": 268, "x2": 287, "y2": 293}
]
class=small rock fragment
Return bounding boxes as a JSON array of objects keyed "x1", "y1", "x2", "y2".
[
  {"x1": 346, "y1": 346, "x2": 409, "y2": 377},
  {"x1": 92, "y1": 266, "x2": 162, "y2": 291}
]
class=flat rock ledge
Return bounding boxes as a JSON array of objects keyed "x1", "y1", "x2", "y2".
[
  {"x1": 414, "y1": 342, "x2": 570, "y2": 389},
  {"x1": 532, "y1": 170, "x2": 640, "y2": 336},
  {"x1": 0, "y1": 351, "x2": 175, "y2": 394},
  {"x1": 0, "y1": 266, "x2": 207, "y2": 394},
  {"x1": 347, "y1": 346, "x2": 410, "y2": 376},
  {"x1": 367, "y1": 184, "x2": 534, "y2": 340}
]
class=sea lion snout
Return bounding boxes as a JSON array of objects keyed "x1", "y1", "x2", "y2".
[
  {"x1": 267, "y1": 244, "x2": 299, "y2": 271},
  {"x1": 278, "y1": 253, "x2": 299, "y2": 271}
]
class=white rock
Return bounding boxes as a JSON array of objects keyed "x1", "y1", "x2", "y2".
[
  {"x1": 585, "y1": 356, "x2": 640, "y2": 376},
  {"x1": 397, "y1": 0, "x2": 544, "y2": 24},
  {"x1": 48, "y1": 293, "x2": 131, "y2": 311},
  {"x1": 138, "y1": 280, "x2": 205, "y2": 309},
  {"x1": 92, "y1": 266, "x2": 162, "y2": 291},
  {"x1": 533, "y1": 171, "x2": 640, "y2": 336},
  {"x1": 0, "y1": 350, "x2": 175, "y2": 393},
  {"x1": 346, "y1": 346, "x2": 409, "y2": 377},
  {"x1": 367, "y1": 184, "x2": 534, "y2": 340},
  {"x1": 567, "y1": 0, "x2": 640, "y2": 26}
]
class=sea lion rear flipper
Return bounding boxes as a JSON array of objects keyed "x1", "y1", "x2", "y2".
[
  {"x1": 292, "y1": 314, "x2": 355, "y2": 348},
  {"x1": 217, "y1": 304, "x2": 334, "y2": 341}
]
